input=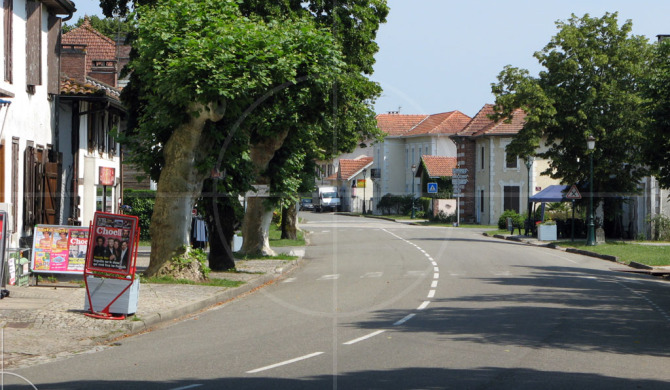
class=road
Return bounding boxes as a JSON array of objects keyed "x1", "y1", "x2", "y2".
[{"x1": 7, "y1": 213, "x2": 670, "y2": 389}]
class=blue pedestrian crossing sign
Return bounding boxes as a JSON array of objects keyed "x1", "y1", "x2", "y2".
[{"x1": 427, "y1": 182, "x2": 438, "y2": 194}]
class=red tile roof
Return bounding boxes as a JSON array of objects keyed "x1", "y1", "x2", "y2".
[
  {"x1": 328, "y1": 157, "x2": 374, "y2": 181},
  {"x1": 421, "y1": 155, "x2": 458, "y2": 178},
  {"x1": 62, "y1": 17, "x2": 117, "y2": 76},
  {"x1": 376, "y1": 113, "x2": 428, "y2": 136},
  {"x1": 405, "y1": 111, "x2": 471, "y2": 136},
  {"x1": 60, "y1": 76, "x2": 121, "y2": 100},
  {"x1": 456, "y1": 104, "x2": 526, "y2": 137}
]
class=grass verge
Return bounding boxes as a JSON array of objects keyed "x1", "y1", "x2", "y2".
[
  {"x1": 140, "y1": 275, "x2": 245, "y2": 288},
  {"x1": 555, "y1": 241, "x2": 670, "y2": 267},
  {"x1": 269, "y1": 224, "x2": 305, "y2": 247},
  {"x1": 234, "y1": 253, "x2": 298, "y2": 261}
]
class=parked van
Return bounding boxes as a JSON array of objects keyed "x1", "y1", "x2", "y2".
[{"x1": 312, "y1": 186, "x2": 341, "y2": 212}]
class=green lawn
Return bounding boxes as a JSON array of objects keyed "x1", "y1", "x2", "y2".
[
  {"x1": 141, "y1": 275, "x2": 245, "y2": 287},
  {"x1": 556, "y1": 241, "x2": 670, "y2": 267},
  {"x1": 269, "y1": 224, "x2": 306, "y2": 247}
]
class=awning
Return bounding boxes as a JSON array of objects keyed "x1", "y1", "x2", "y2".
[{"x1": 529, "y1": 185, "x2": 570, "y2": 203}]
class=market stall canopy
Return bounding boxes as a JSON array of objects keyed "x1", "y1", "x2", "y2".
[{"x1": 530, "y1": 185, "x2": 570, "y2": 203}]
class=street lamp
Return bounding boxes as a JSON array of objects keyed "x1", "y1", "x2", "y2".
[
  {"x1": 586, "y1": 135, "x2": 596, "y2": 246},
  {"x1": 362, "y1": 168, "x2": 367, "y2": 214},
  {"x1": 411, "y1": 164, "x2": 417, "y2": 219},
  {"x1": 525, "y1": 156, "x2": 533, "y2": 236}
]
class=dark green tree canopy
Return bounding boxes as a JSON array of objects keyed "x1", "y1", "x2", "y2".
[
  {"x1": 492, "y1": 12, "x2": 652, "y2": 195},
  {"x1": 644, "y1": 39, "x2": 670, "y2": 189}
]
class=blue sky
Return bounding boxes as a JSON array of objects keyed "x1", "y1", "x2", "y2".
[{"x1": 72, "y1": 1, "x2": 670, "y2": 117}]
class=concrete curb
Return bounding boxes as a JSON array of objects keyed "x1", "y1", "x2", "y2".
[{"x1": 124, "y1": 258, "x2": 301, "y2": 335}]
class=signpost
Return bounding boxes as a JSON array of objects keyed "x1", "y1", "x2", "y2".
[
  {"x1": 84, "y1": 212, "x2": 140, "y2": 320},
  {"x1": 565, "y1": 185, "x2": 582, "y2": 242},
  {"x1": 451, "y1": 168, "x2": 468, "y2": 227},
  {"x1": 0, "y1": 212, "x2": 8, "y2": 298},
  {"x1": 427, "y1": 183, "x2": 438, "y2": 194}
]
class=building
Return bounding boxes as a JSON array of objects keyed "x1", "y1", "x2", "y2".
[
  {"x1": 0, "y1": 0, "x2": 76, "y2": 247},
  {"x1": 325, "y1": 156, "x2": 373, "y2": 212},
  {"x1": 371, "y1": 111, "x2": 471, "y2": 214},
  {"x1": 452, "y1": 104, "x2": 558, "y2": 225}
]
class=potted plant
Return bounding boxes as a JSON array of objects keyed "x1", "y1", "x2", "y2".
[{"x1": 537, "y1": 219, "x2": 557, "y2": 241}]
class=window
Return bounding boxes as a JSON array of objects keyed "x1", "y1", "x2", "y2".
[
  {"x1": 96, "y1": 186, "x2": 113, "y2": 213},
  {"x1": 480, "y1": 189, "x2": 485, "y2": 213},
  {"x1": 506, "y1": 154, "x2": 518, "y2": 169},
  {"x1": 503, "y1": 186, "x2": 520, "y2": 213},
  {"x1": 480, "y1": 146, "x2": 485, "y2": 170},
  {"x1": 3, "y1": 0, "x2": 12, "y2": 83}
]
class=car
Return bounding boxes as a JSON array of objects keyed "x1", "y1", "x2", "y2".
[{"x1": 299, "y1": 198, "x2": 315, "y2": 211}]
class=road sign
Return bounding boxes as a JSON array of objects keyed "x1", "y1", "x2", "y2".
[
  {"x1": 566, "y1": 184, "x2": 582, "y2": 200},
  {"x1": 245, "y1": 184, "x2": 270, "y2": 197},
  {"x1": 452, "y1": 174, "x2": 468, "y2": 180},
  {"x1": 453, "y1": 168, "x2": 468, "y2": 175},
  {"x1": 452, "y1": 179, "x2": 468, "y2": 185},
  {"x1": 427, "y1": 183, "x2": 438, "y2": 194}
]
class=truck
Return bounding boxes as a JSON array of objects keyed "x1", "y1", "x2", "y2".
[{"x1": 312, "y1": 186, "x2": 341, "y2": 212}]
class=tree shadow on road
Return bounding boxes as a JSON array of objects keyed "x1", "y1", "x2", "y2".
[{"x1": 348, "y1": 265, "x2": 670, "y2": 358}]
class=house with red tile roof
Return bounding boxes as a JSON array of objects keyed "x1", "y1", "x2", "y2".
[
  {"x1": 451, "y1": 104, "x2": 559, "y2": 225},
  {"x1": 370, "y1": 110, "x2": 471, "y2": 214},
  {"x1": 324, "y1": 156, "x2": 373, "y2": 212},
  {"x1": 0, "y1": 0, "x2": 76, "y2": 248}
]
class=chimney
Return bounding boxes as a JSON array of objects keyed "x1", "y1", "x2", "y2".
[
  {"x1": 90, "y1": 59, "x2": 118, "y2": 87},
  {"x1": 60, "y1": 44, "x2": 87, "y2": 83}
]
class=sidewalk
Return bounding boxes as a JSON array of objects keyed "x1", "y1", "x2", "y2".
[{"x1": 0, "y1": 246, "x2": 305, "y2": 369}]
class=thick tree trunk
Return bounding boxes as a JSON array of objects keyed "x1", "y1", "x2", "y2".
[
  {"x1": 145, "y1": 102, "x2": 224, "y2": 278},
  {"x1": 239, "y1": 130, "x2": 290, "y2": 256},
  {"x1": 240, "y1": 197, "x2": 276, "y2": 256},
  {"x1": 281, "y1": 202, "x2": 298, "y2": 240}
]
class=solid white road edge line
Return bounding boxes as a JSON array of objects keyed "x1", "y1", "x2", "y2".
[
  {"x1": 343, "y1": 330, "x2": 386, "y2": 345},
  {"x1": 246, "y1": 352, "x2": 325, "y2": 374}
]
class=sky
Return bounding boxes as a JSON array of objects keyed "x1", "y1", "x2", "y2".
[{"x1": 71, "y1": 1, "x2": 670, "y2": 118}]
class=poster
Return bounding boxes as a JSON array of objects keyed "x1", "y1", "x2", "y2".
[
  {"x1": 86, "y1": 213, "x2": 138, "y2": 275},
  {"x1": 31, "y1": 226, "x2": 90, "y2": 274}
]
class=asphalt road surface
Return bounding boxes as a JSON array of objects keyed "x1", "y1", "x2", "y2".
[{"x1": 7, "y1": 213, "x2": 670, "y2": 389}]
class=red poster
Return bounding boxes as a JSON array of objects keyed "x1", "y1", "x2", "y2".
[{"x1": 99, "y1": 167, "x2": 116, "y2": 186}]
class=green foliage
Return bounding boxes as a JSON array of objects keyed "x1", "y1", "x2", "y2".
[
  {"x1": 644, "y1": 39, "x2": 670, "y2": 188},
  {"x1": 431, "y1": 210, "x2": 456, "y2": 224},
  {"x1": 62, "y1": 15, "x2": 132, "y2": 40},
  {"x1": 498, "y1": 210, "x2": 524, "y2": 230},
  {"x1": 377, "y1": 194, "x2": 416, "y2": 215},
  {"x1": 646, "y1": 214, "x2": 670, "y2": 241},
  {"x1": 492, "y1": 12, "x2": 653, "y2": 198},
  {"x1": 170, "y1": 247, "x2": 211, "y2": 279},
  {"x1": 123, "y1": 189, "x2": 155, "y2": 240}
]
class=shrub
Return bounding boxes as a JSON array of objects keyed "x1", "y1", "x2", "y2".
[
  {"x1": 498, "y1": 210, "x2": 524, "y2": 230},
  {"x1": 123, "y1": 189, "x2": 156, "y2": 240},
  {"x1": 647, "y1": 214, "x2": 670, "y2": 241},
  {"x1": 431, "y1": 210, "x2": 456, "y2": 223}
]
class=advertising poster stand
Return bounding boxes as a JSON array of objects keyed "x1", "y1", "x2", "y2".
[
  {"x1": 83, "y1": 212, "x2": 140, "y2": 320},
  {"x1": 0, "y1": 211, "x2": 9, "y2": 298}
]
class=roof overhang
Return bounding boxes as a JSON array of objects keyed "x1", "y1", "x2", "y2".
[
  {"x1": 59, "y1": 94, "x2": 127, "y2": 115},
  {"x1": 41, "y1": 0, "x2": 76, "y2": 16}
]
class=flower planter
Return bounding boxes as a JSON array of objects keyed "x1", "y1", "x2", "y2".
[
  {"x1": 84, "y1": 275, "x2": 140, "y2": 315},
  {"x1": 537, "y1": 224, "x2": 557, "y2": 241}
]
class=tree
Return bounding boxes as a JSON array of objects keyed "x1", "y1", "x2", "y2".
[
  {"x1": 124, "y1": 0, "x2": 343, "y2": 278},
  {"x1": 63, "y1": 15, "x2": 131, "y2": 40},
  {"x1": 492, "y1": 13, "x2": 652, "y2": 214},
  {"x1": 644, "y1": 39, "x2": 670, "y2": 189},
  {"x1": 232, "y1": 1, "x2": 388, "y2": 256}
]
